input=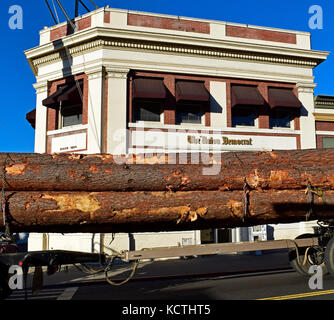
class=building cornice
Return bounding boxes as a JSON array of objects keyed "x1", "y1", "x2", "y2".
[
  {"x1": 25, "y1": 27, "x2": 329, "y2": 76},
  {"x1": 313, "y1": 113, "x2": 334, "y2": 122}
]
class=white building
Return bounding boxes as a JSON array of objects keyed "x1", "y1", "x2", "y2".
[{"x1": 24, "y1": 7, "x2": 331, "y2": 254}]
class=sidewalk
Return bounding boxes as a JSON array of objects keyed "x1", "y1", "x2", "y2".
[{"x1": 25, "y1": 250, "x2": 292, "y2": 288}]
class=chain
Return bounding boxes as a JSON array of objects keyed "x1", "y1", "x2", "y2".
[
  {"x1": 242, "y1": 177, "x2": 251, "y2": 223},
  {"x1": 1, "y1": 155, "x2": 11, "y2": 239}
]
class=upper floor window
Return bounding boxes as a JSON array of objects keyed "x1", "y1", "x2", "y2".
[
  {"x1": 268, "y1": 87, "x2": 302, "y2": 129},
  {"x1": 58, "y1": 81, "x2": 83, "y2": 128},
  {"x1": 176, "y1": 104, "x2": 203, "y2": 124},
  {"x1": 132, "y1": 77, "x2": 167, "y2": 123},
  {"x1": 43, "y1": 79, "x2": 84, "y2": 129},
  {"x1": 134, "y1": 101, "x2": 162, "y2": 122},
  {"x1": 269, "y1": 109, "x2": 291, "y2": 128},
  {"x1": 232, "y1": 107, "x2": 256, "y2": 127},
  {"x1": 231, "y1": 85, "x2": 265, "y2": 128},
  {"x1": 59, "y1": 103, "x2": 83, "y2": 128},
  {"x1": 175, "y1": 80, "x2": 209, "y2": 125}
]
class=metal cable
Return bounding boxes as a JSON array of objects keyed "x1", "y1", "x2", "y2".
[
  {"x1": 51, "y1": 0, "x2": 60, "y2": 24},
  {"x1": 45, "y1": 0, "x2": 58, "y2": 24},
  {"x1": 105, "y1": 257, "x2": 139, "y2": 287},
  {"x1": 87, "y1": 0, "x2": 98, "y2": 9}
]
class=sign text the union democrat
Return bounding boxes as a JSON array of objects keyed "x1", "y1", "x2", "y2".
[{"x1": 187, "y1": 135, "x2": 253, "y2": 146}]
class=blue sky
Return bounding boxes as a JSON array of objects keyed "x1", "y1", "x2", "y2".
[{"x1": 0, "y1": 0, "x2": 332, "y2": 152}]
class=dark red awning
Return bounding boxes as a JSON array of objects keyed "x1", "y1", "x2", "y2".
[
  {"x1": 42, "y1": 81, "x2": 83, "y2": 108},
  {"x1": 231, "y1": 85, "x2": 265, "y2": 108},
  {"x1": 176, "y1": 81, "x2": 210, "y2": 102},
  {"x1": 268, "y1": 87, "x2": 302, "y2": 109},
  {"x1": 133, "y1": 78, "x2": 167, "y2": 99},
  {"x1": 26, "y1": 109, "x2": 36, "y2": 129}
]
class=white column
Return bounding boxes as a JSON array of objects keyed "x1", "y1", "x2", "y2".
[
  {"x1": 33, "y1": 82, "x2": 48, "y2": 153},
  {"x1": 106, "y1": 68, "x2": 129, "y2": 154},
  {"x1": 297, "y1": 83, "x2": 317, "y2": 149},
  {"x1": 86, "y1": 67, "x2": 104, "y2": 153},
  {"x1": 31, "y1": 81, "x2": 49, "y2": 252},
  {"x1": 210, "y1": 81, "x2": 227, "y2": 128}
]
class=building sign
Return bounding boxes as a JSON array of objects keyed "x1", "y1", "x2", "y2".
[
  {"x1": 130, "y1": 129, "x2": 297, "y2": 152},
  {"x1": 51, "y1": 132, "x2": 87, "y2": 153},
  {"x1": 187, "y1": 135, "x2": 253, "y2": 146}
]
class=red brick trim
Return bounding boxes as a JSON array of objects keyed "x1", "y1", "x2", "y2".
[
  {"x1": 316, "y1": 121, "x2": 334, "y2": 131},
  {"x1": 50, "y1": 16, "x2": 91, "y2": 41},
  {"x1": 104, "y1": 11, "x2": 111, "y2": 23},
  {"x1": 128, "y1": 13, "x2": 210, "y2": 34},
  {"x1": 226, "y1": 25, "x2": 297, "y2": 44},
  {"x1": 163, "y1": 75, "x2": 176, "y2": 125},
  {"x1": 226, "y1": 82, "x2": 232, "y2": 127},
  {"x1": 77, "y1": 16, "x2": 91, "y2": 31},
  {"x1": 50, "y1": 24, "x2": 72, "y2": 42},
  {"x1": 103, "y1": 74, "x2": 108, "y2": 153},
  {"x1": 204, "y1": 81, "x2": 211, "y2": 127}
]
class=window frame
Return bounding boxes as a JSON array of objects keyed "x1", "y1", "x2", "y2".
[
  {"x1": 58, "y1": 102, "x2": 83, "y2": 129},
  {"x1": 133, "y1": 100, "x2": 163, "y2": 124},
  {"x1": 231, "y1": 106, "x2": 259, "y2": 128},
  {"x1": 175, "y1": 102, "x2": 206, "y2": 126},
  {"x1": 269, "y1": 108, "x2": 294, "y2": 130}
]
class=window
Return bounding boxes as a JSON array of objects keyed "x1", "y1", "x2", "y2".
[
  {"x1": 60, "y1": 103, "x2": 83, "y2": 128},
  {"x1": 232, "y1": 108, "x2": 256, "y2": 127},
  {"x1": 134, "y1": 102, "x2": 162, "y2": 122},
  {"x1": 269, "y1": 109, "x2": 291, "y2": 128},
  {"x1": 323, "y1": 137, "x2": 334, "y2": 148},
  {"x1": 56, "y1": 80, "x2": 84, "y2": 129},
  {"x1": 176, "y1": 104, "x2": 203, "y2": 124}
]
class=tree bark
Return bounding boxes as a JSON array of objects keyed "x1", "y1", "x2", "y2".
[
  {"x1": 0, "y1": 189, "x2": 333, "y2": 233},
  {"x1": 0, "y1": 149, "x2": 334, "y2": 192}
]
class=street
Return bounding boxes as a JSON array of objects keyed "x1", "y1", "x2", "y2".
[
  {"x1": 4, "y1": 251, "x2": 334, "y2": 301},
  {"x1": 54, "y1": 270, "x2": 334, "y2": 300}
]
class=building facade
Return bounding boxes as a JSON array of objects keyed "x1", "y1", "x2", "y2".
[{"x1": 25, "y1": 7, "x2": 330, "y2": 253}]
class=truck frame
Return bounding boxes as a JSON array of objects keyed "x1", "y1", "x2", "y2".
[{"x1": 1, "y1": 220, "x2": 334, "y2": 299}]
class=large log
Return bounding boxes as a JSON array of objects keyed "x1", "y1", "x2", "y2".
[
  {"x1": 0, "y1": 190, "x2": 334, "y2": 233},
  {"x1": 1, "y1": 149, "x2": 334, "y2": 192}
]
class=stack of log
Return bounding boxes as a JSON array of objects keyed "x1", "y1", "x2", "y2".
[{"x1": 0, "y1": 149, "x2": 334, "y2": 233}]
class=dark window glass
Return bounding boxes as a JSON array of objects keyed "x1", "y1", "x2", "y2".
[
  {"x1": 232, "y1": 108, "x2": 255, "y2": 127},
  {"x1": 176, "y1": 105, "x2": 203, "y2": 124},
  {"x1": 134, "y1": 103, "x2": 161, "y2": 122},
  {"x1": 61, "y1": 104, "x2": 82, "y2": 127},
  {"x1": 269, "y1": 111, "x2": 291, "y2": 128}
]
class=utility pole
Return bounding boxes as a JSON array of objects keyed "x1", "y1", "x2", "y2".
[{"x1": 75, "y1": 0, "x2": 79, "y2": 18}]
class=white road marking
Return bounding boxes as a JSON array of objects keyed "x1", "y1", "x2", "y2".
[
  {"x1": 6, "y1": 288, "x2": 65, "y2": 300},
  {"x1": 57, "y1": 286, "x2": 79, "y2": 300}
]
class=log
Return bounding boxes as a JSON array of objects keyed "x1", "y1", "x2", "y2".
[
  {"x1": 1, "y1": 190, "x2": 334, "y2": 233},
  {"x1": 1, "y1": 149, "x2": 334, "y2": 192}
]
